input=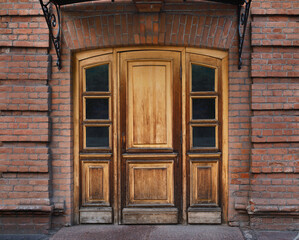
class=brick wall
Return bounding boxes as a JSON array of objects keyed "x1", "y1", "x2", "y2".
[
  {"x1": 0, "y1": 0, "x2": 298, "y2": 233},
  {"x1": 248, "y1": 0, "x2": 299, "y2": 231},
  {"x1": 0, "y1": 0, "x2": 52, "y2": 234}
]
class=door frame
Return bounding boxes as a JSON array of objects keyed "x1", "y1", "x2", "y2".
[{"x1": 73, "y1": 46, "x2": 229, "y2": 225}]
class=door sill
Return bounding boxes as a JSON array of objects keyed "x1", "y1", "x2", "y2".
[
  {"x1": 122, "y1": 207, "x2": 178, "y2": 224},
  {"x1": 80, "y1": 207, "x2": 112, "y2": 224},
  {"x1": 188, "y1": 207, "x2": 221, "y2": 224}
]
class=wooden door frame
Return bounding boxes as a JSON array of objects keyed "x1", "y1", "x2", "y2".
[{"x1": 73, "y1": 46, "x2": 228, "y2": 225}]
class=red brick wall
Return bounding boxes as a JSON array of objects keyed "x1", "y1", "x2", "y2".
[
  {"x1": 248, "y1": 0, "x2": 299, "y2": 230},
  {"x1": 0, "y1": 0, "x2": 298, "y2": 233},
  {"x1": 0, "y1": 0, "x2": 52, "y2": 234}
]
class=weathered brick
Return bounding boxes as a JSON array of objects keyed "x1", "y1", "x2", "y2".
[
  {"x1": 0, "y1": 115, "x2": 49, "y2": 142},
  {"x1": 251, "y1": 47, "x2": 299, "y2": 77},
  {"x1": 252, "y1": 79, "x2": 299, "y2": 110},
  {"x1": 251, "y1": 16, "x2": 299, "y2": 47},
  {"x1": 251, "y1": 143, "x2": 299, "y2": 173},
  {"x1": 0, "y1": 53, "x2": 48, "y2": 80},
  {"x1": 0, "y1": 143, "x2": 49, "y2": 173},
  {"x1": 0, "y1": 85, "x2": 49, "y2": 111},
  {"x1": 252, "y1": 111, "x2": 299, "y2": 143}
]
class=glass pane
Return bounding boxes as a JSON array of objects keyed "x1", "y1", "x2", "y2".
[
  {"x1": 192, "y1": 98, "x2": 215, "y2": 119},
  {"x1": 86, "y1": 126, "x2": 109, "y2": 148},
  {"x1": 193, "y1": 126, "x2": 215, "y2": 148},
  {"x1": 86, "y1": 98, "x2": 109, "y2": 120},
  {"x1": 86, "y1": 64, "x2": 109, "y2": 92},
  {"x1": 192, "y1": 64, "x2": 215, "y2": 92}
]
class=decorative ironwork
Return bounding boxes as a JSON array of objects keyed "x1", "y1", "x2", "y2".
[
  {"x1": 238, "y1": 0, "x2": 252, "y2": 69},
  {"x1": 39, "y1": 0, "x2": 61, "y2": 70},
  {"x1": 39, "y1": 0, "x2": 251, "y2": 70}
]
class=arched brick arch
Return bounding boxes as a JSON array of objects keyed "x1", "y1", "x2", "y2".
[{"x1": 60, "y1": 3, "x2": 238, "y2": 51}]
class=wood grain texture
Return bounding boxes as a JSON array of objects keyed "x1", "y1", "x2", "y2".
[
  {"x1": 221, "y1": 55, "x2": 229, "y2": 223},
  {"x1": 181, "y1": 49, "x2": 187, "y2": 224},
  {"x1": 119, "y1": 50, "x2": 181, "y2": 224},
  {"x1": 89, "y1": 167, "x2": 104, "y2": 200},
  {"x1": 113, "y1": 49, "x2": 119, "y2": 224},
  {"x1": 127, "y1": 61, "x2": 172, "y2": 149},
  {"x1": 127, "y1": 161, "x2": 174, "y2": 206},
  {"x1": 186, "y1": 47, "x2": 227, "y2": 60},
  {"x1": 82, "y1": 161, "x2": 110, "y2": 206},
  {"x1": 190, "y1": 160, "x2": 219, "y2": 206},
  {"x1": 73, "y1": 51, "x2": 80, "y2": 224}
]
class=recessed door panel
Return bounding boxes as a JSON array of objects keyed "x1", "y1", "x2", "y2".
[
  {"x1": 126, "y1": 161, "x2": 174, "y2": 206},
  {"x1": 127, "y1": 61, "x2": 173, "y2": 149},
  {"x1": 81, "y1": 161, "x2": 110, "y2": 206},
  {"x1": 190, "y1": 160, "x2": 219, "y2": 206}
]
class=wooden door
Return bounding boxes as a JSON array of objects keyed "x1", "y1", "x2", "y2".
[
  {"x1": 74, "y1": 47, "x2": 228, "y2": 225},
  {"x1": 119, "y1": 51, "x2": 181, "y2": 224}
]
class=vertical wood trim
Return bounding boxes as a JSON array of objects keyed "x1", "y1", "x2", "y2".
[
  {"x1": 73, "y1": 55, "x2": 80, "y2": 224},
  {"x1": 113, "y1": 49, "x2": 118, "y2": 224},
  {"x1": 221, "y1": 55, "x2": 229, "y2": 223},
  {"x1": 116, "y1": 51, "x2": 122, "y2": 224},
  {"x1": 181, "y1": 48, "x2": 187, "y2": 225}
]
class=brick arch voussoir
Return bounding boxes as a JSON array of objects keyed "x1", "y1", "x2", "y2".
[{"x1": 61, "y1": 12, "x2": 238, "y2": 51}]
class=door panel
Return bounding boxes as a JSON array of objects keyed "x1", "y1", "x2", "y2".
[
  {"x1": 190, "y1": 160, "x2": 218, "y2": 206},
  {"x1": 120, "y1": 51, "x2": 181, "y2": 224},
  {"x1": 126, "y1": 161, "x2": 174, "y2": 206},
  {"x1": 127, "y1": 61, "x2": 173, "y2": 149},
  {"x1": 81, "y1": 161, "x2": 110, "y2": 206}
]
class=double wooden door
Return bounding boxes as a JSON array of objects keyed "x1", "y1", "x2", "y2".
[{"x1": 74, "y1": 48, "x2": 227, "y2": 225}]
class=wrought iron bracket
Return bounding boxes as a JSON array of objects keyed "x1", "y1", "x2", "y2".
[
  {"x1": 39, "y1": 0, "x2": 62, "y2": 70},
  {"x1": 38, "y1": 0, "x2": 251, "y2": 70},
  {"x1": 238, "y1": 0, "x2": 252, "y2": 69}
]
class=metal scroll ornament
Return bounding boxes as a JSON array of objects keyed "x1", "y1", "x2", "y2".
[
  {"x1": 238, "y1": 0, "x2": 251, "y2": 69},
  {"x1": 39, "y1": 0, "x2": 62, "y2": 70}
]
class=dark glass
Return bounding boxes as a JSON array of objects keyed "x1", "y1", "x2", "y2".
[
  {"x1": 193, "y1": 126, "x2": 215, "y2": 148},
  {"x1": 86, "y1": 98, "x2": 109, "y2": 120},
  {"x1": 86, "y1": 64, "x2": 109, "y2": 92},
  {"x1": 192, "y1": 98, "x2": 215, "y2": 119},
  {"x1": 192, "y1": 64, "x2": 215, "y2": 92},
  {"x1": 86, "y1": 126, "x2": 109, "y2": 148}
]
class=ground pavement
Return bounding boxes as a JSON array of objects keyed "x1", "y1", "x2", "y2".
[{"x1": 0, "y1": 225, "x2": 298, "y2": 240}]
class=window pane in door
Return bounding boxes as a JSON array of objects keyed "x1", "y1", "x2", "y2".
[
  {"x1": 86, "y1": 98, "x2": 109, "y2": 120},
  {"x1": 86, "y1": 64, "x2": 109, "y2": 92},
  {"x1": 86, "y1": 126, "x2": 109, "y2": 148},
  {"x1": 192, "y1": 98, "x2": 215, "y2": 120},
  {"x1": 193, "y1": 126, "x2": 215, "y2": 148},
  {"x1": 192, "y1": 64, "x2": 215, "y2": 92}
]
